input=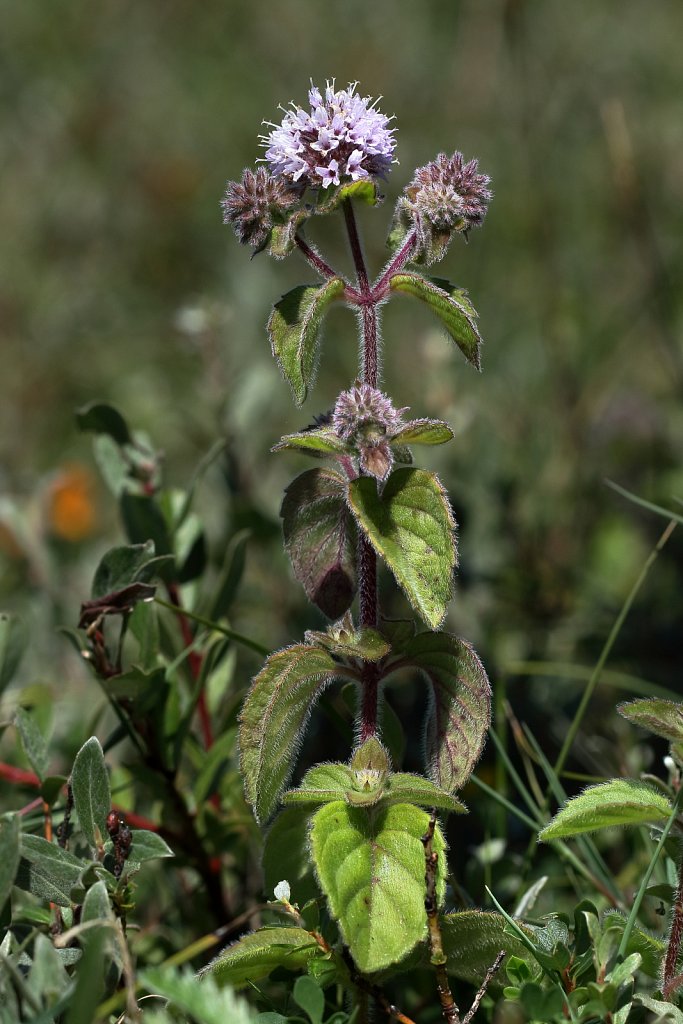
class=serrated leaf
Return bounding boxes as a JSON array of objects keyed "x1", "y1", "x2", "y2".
[
  {"x1": 393, "y1": 632, "x2": 491, "y2": 793},
  {"x1": 206, "y1": 927, "x2": 321, "y2": 988},
  {"x1": 311, "y1": 801, "x2": 446, "y2": 973},
  {"x1": 76, "y1": 401, "x2": 132, "y2": 445},
  {"x1": 441, "y1": 911, "x2": 536, "y2": 984},
  {"x1": 71, "y1": 737, "x2": 111, "y2": 848},
  {"x1": 390, "y1": 273, "x2": 482, "y2": 369},
  {"x1": 618, "y1": 698, "x2": 683, "y2": 744},
  {"x1": 15, "y1": 834, "x2": 84, "y2": 906},
  {"x1": 282, "y1": 468, "x2": 356, "y2": 619},
  {"x1": 391, "y1": 419, "x2": 454, "y2": 446},
  {"x1": 348, "y1": 468, "x2": 456, "y2": 630},
  {"x1": 128, "y1": 829, "x2": 174, "y2": 863},
  {"x1": 273, "y1": 428, "x2": 351, "y2": 457},
  {"x1": 268, "y1": 279, "x2": 345, "y2": 405},
  {"x1": 381, "y1": 774, "x2": 467, "y2": 813},
  {"x1": 239, "y1": 644, "x2": 341, "y2": 822},
  {"x1": 0, "y1": 612, "x2": 27, "y2": 694},
  {"x1": 0, "y1": 814, "x2": 21, "y2": 912},
  {"x1": 14, "y1": 707, "x2": 49, "y2": 781},
  {"x1": 539, "y1": 779, "x2": 673, "y2": 841}
]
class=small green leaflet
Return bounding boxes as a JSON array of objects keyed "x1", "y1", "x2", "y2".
[
  {"x1": 539, "y1": 779, "x2": 673, "y2": 841},
  {"x1": 205, "y1": 927, "x2": 321, "y2": 989},
  {"x1": 348, "y1": 468, "x2": 456, "y2": 630},
  {"x1": 618, "y1": 698, "x2": 683, "y2": 744},
  {"x1": 71, "y1": 737, "x2": 111, "y2": 849},
  {"x1": 268, "y1": 279, "x2": 345, "y2": 405}
]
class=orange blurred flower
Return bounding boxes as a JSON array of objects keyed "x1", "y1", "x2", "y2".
[{"x1": 45, "y1": 465, "x2": 98, "y2": 543}]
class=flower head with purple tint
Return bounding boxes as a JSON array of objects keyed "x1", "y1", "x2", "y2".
[
  {"x1": 262, "y1": 81, "x2": 396, "y2": 191},
  {"x1": 406, "y1": 151, "x2": 492, "y2": 234},
  {"x1": 221, "y1": 167, "x2": 300, "y2": 247}
]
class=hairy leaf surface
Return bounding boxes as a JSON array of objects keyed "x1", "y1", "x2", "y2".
[
  {"x1": 239, "y1": 644, "x2": 341, "y2": 822},
  {"x1": 207, "y1": 927, "x2": 321, "y2": 989},
  {"x1": 390, "y1": 273, "x2": 482, "y2": 369},
  {"x1": 282, "y1": 468, "x2": 356, "y2": 619},
  {"x1": 0, "y1": 814, "x2": 21, "y2": 913},
  {"x1": 348, "y1": 468, "x2": 456, "y2": 629},
  {"x1": 71, "y1": 737, "x2": 111, "y2": 848},
  {"x1": 310, "y1": 801, "x2": 446, "y2": 973},
  {"x1": 618, "y1": 698, "x2": 683, "y2": 744},
  {"x1": 268, "y1": 279, "x2": 345, "y2": 405},
  {"x1": 539, "y1": 779, "x2": 673, "y2": 841},
  {"x1": 393, "y1": 632, "x2": 491, "y2": 792},
  {"x1": 391, "y1": 419, "x2": 454, "y2": 446},
  {"x1": 441, "y1": 911, "x2": 536, "y2": 984},
  {"x1": 15, "y1": 835, "x2": 84, "y2": 907}
]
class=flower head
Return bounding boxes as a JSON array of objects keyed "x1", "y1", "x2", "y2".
[
  {"x1": 221, "y1": 167, "x2": 300, "y2": 246},
  {"x1": 263, "y1": 81, "x2": 396, "y2": 191},
  {"x1": 333, "y1": 383, "x2": 407, "y2": 481},
  {"x1": 406, "y1": 151, "x2": 492, "y2": 234}
]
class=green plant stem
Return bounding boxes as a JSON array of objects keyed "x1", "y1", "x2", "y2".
[
  {"x1": 553, "y1": 518, "x2": 676, "y2": 781},
  {"x1": 618, "y1": 782, "x2": 683, "y2": 959},
  {"x1": 422, "y1": 811, "x2": 461, "y2": 1023},
  {"x1": 167, "y1": 582, "x2": 213, "y2": 750}
]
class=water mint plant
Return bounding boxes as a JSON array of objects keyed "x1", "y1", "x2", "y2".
[{"x1": 214, "y1": 81, "x2": 501, "y2": 1019}]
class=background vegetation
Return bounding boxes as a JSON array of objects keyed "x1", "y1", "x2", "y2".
[{"x1": 1, "y1": 1, "x2": 682, "y2": 1019}]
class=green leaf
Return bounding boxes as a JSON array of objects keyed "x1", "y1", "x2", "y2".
[
  {"x1": 293, "y1": 975, "x2": 325, "y2": 1024},
  {"x1": 71, "y1": 737, "x2": 111, "y2": 848},
  {"x1": 390, "y1": 273, "x2": 482, "y2": 370},
  {"x1": 239, "y1": 644, "x2": 342, "y2": 822},
  {"x1": 310, "y1": 801, "x2": 446, "y2": 972},
  {"x1": 381, "y1": 774, "x2": 467, "y2": 813},
  {"x1": 394, "y1": 632, "x2": 491, "y2": 793},
  {"x1": 64, "y1": 929, "x2": 106, "y2": 1024},
  {"x1": 635, "y1": 996, "x2": 683, "y2": 1023},
  {"x1": 268, "y1": 279, "x2": 345, "y2": 405},
  {"x1": 441, "y1": 911, "x2": 536, "y2": 984},
  {"x1": 91, "y1": 541, "x2": 164, "y2": 599},
  {"x1": 618, "y1": 698, "x2": 683, "y2": 744},
  {"x1": 539, "y1": 779, "x2": 673, "y2": 841},
  {"x1": 348, "y1": 468, "x2": 456, "y2": 630},
  {"x1": 76, "y1": 401, "x2": 132, "y2": 445},
  {"x1": 262, "y1": 806, "x2": 319, "y2": 904},
  {"x1": 390, "y1": 419, "x2": 454, "y2": 446},
  {"x1": 283, "y1": 763, "x2": 354, "y2": 806},
  {"x1": 273, "y1": 428, "x2": 351, "y2": 457},
  {"x1": 128, "y1": 829, "x2": 174, "y2": 863},
  {"x1": 206, "y1": 927, "x2": 321, "y2": 989},
  {"x1": 316, "y1": 179, "x2": 380, "y2": 215},
  {"x1": 14, "y1": 707, "x2": 49, "y2": 781},
  {"x1": 141, "y1": 965, "x2": 261, "y2": 1024},
  {"x1": 15, "y1": 834, "x2": 84, "y2": 906},
  {"x1": 0, "y1": 814, "x2": 21, "y2": 913},
  {"x1": 120, "y1": 493, "x2": 172, "y2": 556},
  {"x1": 603, "y1": 912, "x2": 664, "y2": 978},
  {"x1": 0, "y1": 612, "x2": 28, "y2": 694},
  {"x1": 29, "y1": 933, "x2": 70, "y2": 1003},
  {"x1": 282, "y1": 469, "x2": 356, "y2": 619}
]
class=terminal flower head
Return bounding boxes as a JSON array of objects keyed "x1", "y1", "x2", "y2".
[
  {"x1": 263, "y1": 81, "x2": 396, "y2": 191},
  {"x1": 221, "y1": 167, "x2": 300, "y2": 247}
]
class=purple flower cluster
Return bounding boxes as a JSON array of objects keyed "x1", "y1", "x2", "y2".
[
  {"x1": 263, "y1": 81, "x2": 396, "y2": 190},
  {"x1": 406, "y1": 151, "x2": 492, "y2": 233},
  {"x1": 333, "y1": 382, "x2": 407, "y2": 480}
]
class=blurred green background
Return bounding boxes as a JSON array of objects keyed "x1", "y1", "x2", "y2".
[{"x1": 2, "y1": 0, "x2": 682, "y2": 779}]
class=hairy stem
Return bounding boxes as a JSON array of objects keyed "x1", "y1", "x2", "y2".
[
  {"x1": 663, "y1": 845, "x2": 683, "y2": 999},
  {"x1": 422, "y1": 811, "x2": 461, "y2": 1023},
  {"x1": 344, "y1": 197, "x2": 381, "y2": 740},
  {"x1": 373, "y1": 228, "x2": 418, "y2": 297}
]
